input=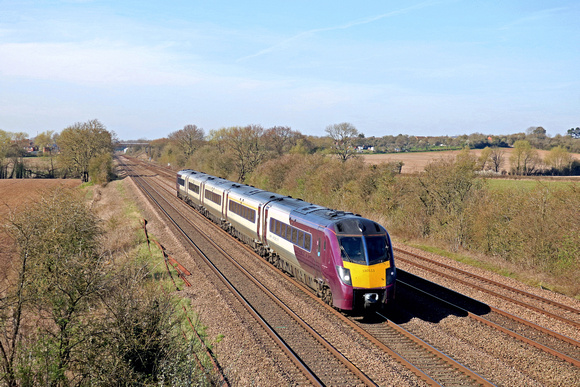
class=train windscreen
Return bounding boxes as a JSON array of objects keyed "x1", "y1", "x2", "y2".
[
  {"x1": 365, "y1": 235, "x2": 390, "y2": 265},
  {"x1": 339, "y1": 236, "x2": 365, "y2": 264}
]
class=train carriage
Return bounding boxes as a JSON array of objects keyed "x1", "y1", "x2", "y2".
[
  {"x1": 200, "y1": 177, "x2": 231, "y2": 224},
  {"x1": 177, "y1": 170, "x2": 207, "y2": 208},
  {"x1": 225, "y1": 185, "x2": 267, "y2": 246},
  {"x1": 176, "y1": 169, "x2": 194, "y2": 199},
  {"x1": 176, "y1": 169, "x2": 396, "y2": 312}
]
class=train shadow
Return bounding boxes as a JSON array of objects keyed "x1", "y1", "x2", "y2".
[{"x1": 352, "y1": 269, "x2": 492, "y2": 325}]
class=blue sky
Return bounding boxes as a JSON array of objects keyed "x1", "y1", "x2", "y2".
[{"x1": 1, "y1": 0, "x2": 579, "y2": 140}]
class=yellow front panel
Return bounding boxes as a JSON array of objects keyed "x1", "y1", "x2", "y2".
[{"x1": 343, "y1": 261, "x2": 390, "y2": 288}]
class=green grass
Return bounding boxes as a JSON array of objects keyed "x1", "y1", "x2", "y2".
[{"x1": 485, "y1": 179, "x2": 577, "y2": 191}]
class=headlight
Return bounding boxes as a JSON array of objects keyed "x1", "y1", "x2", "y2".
[
  {"x1": 386, "y1": 266, "x2": 396, "y2": 285},
  {"x1": 336, "y1": 266, "x2": 352, "y2": 286}
]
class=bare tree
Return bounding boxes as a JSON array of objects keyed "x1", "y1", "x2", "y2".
[
  {"x1": 222, "y1": 125, "x2": 266, "y2": 182},
  {"x1": 489, "y1": 147, "x2": 505, "y2": 173},
  {"x1": 167, "y1": 124, "x2": 205, "y2": 158},
  {"x1": 263, "y1": 126, "x2": 300, "y2": 156},
  {"x1": 325, "y1": 122, "x2": 359, "y2": 161}
]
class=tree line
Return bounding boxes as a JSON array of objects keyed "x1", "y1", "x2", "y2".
[
  {"x1": 135, "y1": 122, "x2": 580, "y2": 180},
  {"x1": 0, "y1": 119, "x2": 114, "y2": 183},
  {"x1": 3, "y1": 120, "x2": 579, "y2": 182}
]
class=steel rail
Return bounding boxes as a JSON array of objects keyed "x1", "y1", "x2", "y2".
[
  {"x1": 394, "y1": 247, "x2": 580, "y2": 315},
  {"x1": 126, "y1": 156, "x2": 495, "y2": 386},
  {"x1": 123, "y1": 158, "x2": 343, "y2": 386},
  {"x1": 395, "y1": 252, "x2": 580, "y2": 329},
  {"x1": 398, "y1": 280, "x2": 580, "y2": 368},
  {"x1": 134, "y1": 162, "x2": 378, "y2": 386}
]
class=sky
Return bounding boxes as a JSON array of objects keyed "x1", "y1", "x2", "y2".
[{"x1": 1, "y1": 0, "x2": 579, "y2": 140}]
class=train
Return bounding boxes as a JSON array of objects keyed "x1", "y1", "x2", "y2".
[{"x1": 176, "y1": 169, "x2": 396, "y2": 311}]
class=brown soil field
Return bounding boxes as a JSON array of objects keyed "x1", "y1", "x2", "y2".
[
  {"x1": 0, "y1": 179, "x2": 81, "y2": 284},
  {"x1": 362, "y1": 148, "x2": 580, "y2": 174}
]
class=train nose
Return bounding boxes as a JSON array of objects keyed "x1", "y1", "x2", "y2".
[{"x1": 363, "y1": 292, "x2": 379, "y2": 308}]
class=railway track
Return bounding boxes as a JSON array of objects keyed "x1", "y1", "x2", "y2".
[
  {"x1": 394, "y1": 248, "x2": 580, "y2": 330},
  {"x1": 396, "y1": 271, "x2": 580, "y2": 367},
  {"x1": 122, "y1": 156, "x2": 580, "y2": 385},
  {"x1": 122, "y1": 156, "x2": 495, "y2": 386},
  {"x1": 120, "y1": 157, "x2": 375, "y2": 386}
]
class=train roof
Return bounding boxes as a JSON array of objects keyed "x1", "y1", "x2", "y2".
[{"x1": 176, "y1": 170, "x2": 380, "y2": 231}]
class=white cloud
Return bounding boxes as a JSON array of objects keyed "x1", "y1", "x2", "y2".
[{"x1": 0, "y1": 40, "x2": 201, "y2": 86}]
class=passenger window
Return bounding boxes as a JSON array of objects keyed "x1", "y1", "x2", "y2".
[
  {"x1": 291, "y1": 228, "x2": 298, "y2": 244},
  {"x1": 281, "y1": 224, "x2": 287, "y2": 239},
  {"x1": 297, "y1": 231, "x2": 304, "y2": 247},
  {"x1": 305, "y1": 234, "x2": 311, "y2": 251}
]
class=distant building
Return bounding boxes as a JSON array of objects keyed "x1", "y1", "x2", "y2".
[{"x1": 356, "y1": 145, "x2": 375, "y2": 152}]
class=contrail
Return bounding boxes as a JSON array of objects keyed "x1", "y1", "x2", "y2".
[{"x1": 237, "y1": 0, "x2": 447, "y2": 62}]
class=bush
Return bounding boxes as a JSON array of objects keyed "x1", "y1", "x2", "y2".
[
  {"x1": 89, "y1": 153, "x2": 113, "y2": 185},
  {"x1": 248, "y1": 153, "x2": 580, "y2": 296}
]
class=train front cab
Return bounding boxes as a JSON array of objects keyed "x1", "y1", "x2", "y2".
[{"x1": 324, "y1": 218, "x2": 396, "y2": 311}]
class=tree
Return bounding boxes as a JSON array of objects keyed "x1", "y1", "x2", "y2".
[
  {"x1": 415, "y1": 152, "x2": 482, "y2": 248},
  {"x1": 509, "y1": 140, "x2": 540, "y2": 175},
  {"x1": 57, "y1": 119, "x2": 113, "y2": 182},
  {"x1": 0, "y1": 130, "x2": 11, "y2": 178},
  {"x1": 89, "y1": 153, "x2": 113, "y2": 184},
  {"x1": 167, "y1": 124, "x2": 205, "y2": 159},
  {"x1": 220, "y1": 125, "x2": 266, "y2": 182},
  {"x1": 325, "y1": 122, "x2": 359, "y2": 161},
  {"x1": 544, "y1": 146, "x2": 573, "y2": 175},
  {"x1": 3, "y1": 188, "x2": 103, "y2": 385},
  {"x1": 526, "y1": 126, "x2": 546, "y2": 137},
  {"x1": 478, "y1": 147, "x2": 492, "y2": 170},
  {"x1": 34, "y1": 130, "x2": 56, "y2": 154},
  {"x1": 567, "y1": 127, "x2": 580, "y2": 139},
  {"x1": 34, "y1": 130, "x2": 58, "y2": 177},
  {"x1": 489, "y1": 147, "x2": 505, "y2": 173},
  {"x1": 263, "y1": 126, "x2": 300, "y2": 156}
]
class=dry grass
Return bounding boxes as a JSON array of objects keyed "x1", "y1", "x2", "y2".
[{"x1": 88, "y1": 179, "x2": 146, "y2": 265}]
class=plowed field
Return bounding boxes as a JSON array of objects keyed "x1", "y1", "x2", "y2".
[
  {"x1": 0, "y1": 179, "x2": 81, "y2": 284},
  {"x1": 362, "y1": 148, "x2": 580, "y2": 174}
]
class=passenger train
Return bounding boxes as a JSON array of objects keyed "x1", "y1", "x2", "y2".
[{"x1": 176, "y1": 169, "x2": 396, "y2": 311}]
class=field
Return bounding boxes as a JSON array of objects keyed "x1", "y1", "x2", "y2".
[
  {"x1": 361, "y1": 148, "x2": 580, "y2": 174},
  {"x1": 0, "y1": 179, "x2": 81, "y2": 284}
]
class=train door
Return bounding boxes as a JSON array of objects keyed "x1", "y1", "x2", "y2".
[
  {"x1": 224, "y1": 191, "x2": 229, "y2": 220},
  {"x1": 256, "y1": 204, "x2": 262, "y2": 241},
  {"x1": 261, "y1": 205, "x2": 270, "y2": 245},
  {"x1": 220, "y1": 190, "x2": 225, "y2": 219},
  {"x1": 318, "y1": 226, "x2": 331, "y2": 271}
]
